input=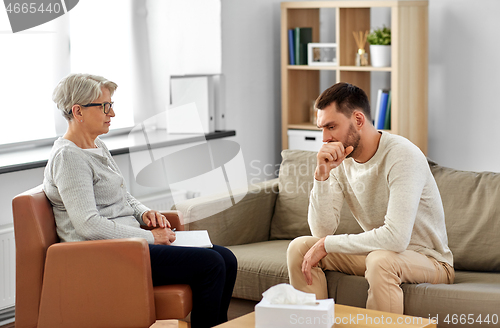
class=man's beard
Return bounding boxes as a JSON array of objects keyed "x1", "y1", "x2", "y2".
[{"x1": 344, "y1": 122, "x2": 360, "y2": 158}]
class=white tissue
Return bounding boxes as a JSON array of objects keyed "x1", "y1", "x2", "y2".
[{"x1": 262, "y1": 283, "x2": 317, "y2": 305}]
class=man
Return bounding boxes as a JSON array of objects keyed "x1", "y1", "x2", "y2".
[{"x1": 287, "y1": 82, "x2": 454, "y2": 314}]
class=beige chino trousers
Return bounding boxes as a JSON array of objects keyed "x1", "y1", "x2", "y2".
[{"x1": 287, "y1": 236, "x2": 455, "y2": 314}]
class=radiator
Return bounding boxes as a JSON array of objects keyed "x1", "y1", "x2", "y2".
[
  {"x1": 137, "y1": 189, "x2": 194, "y2": 212},
  {"x1": 0, "y1": 227, "x2": 15, "y2": 311}
]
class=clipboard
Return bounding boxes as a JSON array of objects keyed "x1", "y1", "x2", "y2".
[{"x1": 170, "y1": 230, "x2": 213, "y2": 248}]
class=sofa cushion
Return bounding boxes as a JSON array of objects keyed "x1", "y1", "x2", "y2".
[
  {"x1": 270, "y1": 150, "x2": 316, "y2": 239},
  {"x1": 430, "y1": 161, "x2": 500, "y2": 271},
  {"x1": 226, "y1": 240, "x2": 290, "y2": 301},
  {"x1": 403, "y1": 271, "x2": 500, "y2": 327},
  {"x1": 325, "y1": 270, "x2": 500, "y2": 328},
  {"x1": 270, "y1": 150, "x2": 362, "y2": 240},
  {"x1": 325, "y1": 271, "x2": 368, "y2": 308},
  {"x1": 180, "y1": 180, "x2": 278, "y2": 246}
]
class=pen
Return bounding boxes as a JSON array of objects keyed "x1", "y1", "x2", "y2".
[{"x1": 172, "y1": 228, "x2": 176, "y2": 232}]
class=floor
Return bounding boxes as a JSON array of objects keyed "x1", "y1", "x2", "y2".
[{"x1": 0, "y1": 298, "x2": 258, "y2": 328}]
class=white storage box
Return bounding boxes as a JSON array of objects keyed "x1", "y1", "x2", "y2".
[
  {"x1": 255, "y1": 298, "x2": 334, "y2": 328},
  {"x1": 287, "y1": 129, "x2": 323, "y2": 152}
]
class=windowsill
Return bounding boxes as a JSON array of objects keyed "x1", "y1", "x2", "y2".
[{"x1": 0, "y1": 130, "x2": 236, "y2": 174}]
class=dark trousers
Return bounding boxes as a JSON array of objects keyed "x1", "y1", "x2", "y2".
[{"x1": 148, "y1": 244, "x2": 237, "y2": 328}]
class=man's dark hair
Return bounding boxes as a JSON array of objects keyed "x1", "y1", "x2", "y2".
[{"x1": 315, "y1": 82, "x2": 371, "y2": 122}]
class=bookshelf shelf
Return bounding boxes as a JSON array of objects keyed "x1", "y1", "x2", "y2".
[
  {"x1": 339, "y1": 66, "x2": 392, "y2": 72},
  {"x1": 288, "y1": 123, "x2": 321, "y2": 130},
  {"x1": 287, "y1": 65, "x2": 338, "y2": 71},
  {"x1": 281, "y1": 0, "x2": 429, "y2": 154},
  {"x1": 287, "y1": 65, "x2": 393, "y2": 72}
]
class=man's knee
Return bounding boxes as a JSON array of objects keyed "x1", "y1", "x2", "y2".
[
  {"x1": 287, "y1": 236, "x2": 318, "y2": 270},
  {"x1": 365, "y1": 250, "x2": 400, "y2": 277},
  {"x1": 287, "y1": 236, "x2": 318, "y2": 259}
]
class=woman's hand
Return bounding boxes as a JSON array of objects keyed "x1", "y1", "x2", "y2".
[
  {"x1": 151, "y1": 227, "x2": 177, "y2": 245},
  {"x1": 142, "y1": 210, "x2": 171, "y2": 229}
]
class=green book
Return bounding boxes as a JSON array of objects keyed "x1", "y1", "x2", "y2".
[
  {"x1": 383, "y1": 90, "x2": 392, "y2": 130},
  {"x1": 294, "y1": 27, "x2": 312, "y2": 65}
]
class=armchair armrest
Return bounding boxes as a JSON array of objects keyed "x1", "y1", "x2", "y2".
[
  {"x1": 141, "y1": 210, "x2": 185, "y2": 231},
  {"x1": 161, "y1": 210, "x2": 185, "y2": 231},
  {"x1": 38, "y1": 238, "x2": 156, "y2": 328},
  {"x1": 173, "y1": 178, "x2": 279, "y2": 246}
]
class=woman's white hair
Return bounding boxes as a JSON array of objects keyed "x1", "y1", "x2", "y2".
[{"x1": 52, "y1": 73, "x2": 118, "y2": 121}]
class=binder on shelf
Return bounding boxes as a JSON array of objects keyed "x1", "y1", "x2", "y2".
[
  {"x1": 374, "y1": 89, "x2": 390, "y2": 130},
  {"x1": 169, "y1": 76, "x2": 215, "y2": 134},
  {"x1": 294, "y1": 27, "x2": 312, "y2": 65},
  {"x1": 288, "y1": 29, "x2": 295, "y2": 65},
  {"x1": 376, "y1": 90, "x2": 389, "y2": 130},
  {"x1": 213, "y1": 74, "x2": 226, "y2": 131},
  {"x1": 383, "y1": 91, "x2": 392, "y2": 130},
  {"x1": 373, "y1": 89, "x2": 383, "y2": 127}
]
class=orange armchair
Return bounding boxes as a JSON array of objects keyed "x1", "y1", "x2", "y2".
[{"x1": 13, "y1": 185, "x2": 192, "y2": 328}]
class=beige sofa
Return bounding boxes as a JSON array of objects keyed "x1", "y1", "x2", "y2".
[{"x1": 175, "y1": 150, "x2": 500, "y2": 327}]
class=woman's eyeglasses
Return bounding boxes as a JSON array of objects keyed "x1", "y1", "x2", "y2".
[{"x1": 80, "y1": 102, "x2": 114, "y2": 114}]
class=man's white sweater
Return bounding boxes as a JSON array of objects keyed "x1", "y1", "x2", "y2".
[{"x1": 308, "y1": 132, "x2": 453, "y2": 266}]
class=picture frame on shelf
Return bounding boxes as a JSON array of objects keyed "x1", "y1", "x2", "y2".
[{"x1": 307, "y1": 43, "x2": 337, "y2": 66}]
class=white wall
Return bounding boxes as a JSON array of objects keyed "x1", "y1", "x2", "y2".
[
  {"x1": 0, "y1": 168, "x2": 45, "y2": 228},
  {"x1": 221, "y1": 0, "x2": 500, "y2": 175},
  {"x1": 221, "y1": 0, "x2": 283, "y2": 184},
  {"x1": 428, "y1": 0, "x2": 500, "y2": 172}
]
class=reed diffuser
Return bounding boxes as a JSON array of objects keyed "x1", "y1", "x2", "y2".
[{"x1": 353, "y1": 30, "x2": 369, "y2": 66}]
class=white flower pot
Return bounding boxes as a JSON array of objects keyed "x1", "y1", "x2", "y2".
[{"x1": 370, "y1": 45, "x2": 391, "y2": 67}]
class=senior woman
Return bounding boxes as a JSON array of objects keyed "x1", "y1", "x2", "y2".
[{"x1": 43, "y1": 73, "x2": 237, "y2": 328}]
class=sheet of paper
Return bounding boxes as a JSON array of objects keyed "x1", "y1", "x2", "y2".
[{"x1": 171, "y1": 230, "x2": 213, "y2": 248}]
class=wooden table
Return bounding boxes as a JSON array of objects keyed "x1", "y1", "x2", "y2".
[{"x1": 214, "y1": 304, "x2": 436, "y2": 327}]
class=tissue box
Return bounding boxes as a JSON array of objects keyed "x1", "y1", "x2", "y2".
[{"x1": 255, "y1": 298, "x2": 334, "y2": 328}]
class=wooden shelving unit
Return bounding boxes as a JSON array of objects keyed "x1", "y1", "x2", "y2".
[{"x1": 281, "y1": 0, "x2": 429, "y2": 154}]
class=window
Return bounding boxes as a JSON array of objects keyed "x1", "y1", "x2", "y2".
[
  {"x1": 0, "y1": 11, "x2": 59, "y2": 144},
  {"x1": 69, "y1": 0, "x2": 135, "y2": 131},
  {"x1": 0, "y1": 0, "x2": 221, "y2": 147}
]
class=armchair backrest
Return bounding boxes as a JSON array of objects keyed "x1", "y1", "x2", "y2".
[{"x1": 12, "y1": 185, "x2": 59, "y2": 328}]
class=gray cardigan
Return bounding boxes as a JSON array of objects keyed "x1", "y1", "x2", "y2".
[{"x1": 43, "y1": 137, "x2": 155, "y2": 244}]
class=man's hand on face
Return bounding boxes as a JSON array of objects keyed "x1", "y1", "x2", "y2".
[{"x1": 315, "y1": 142, "x2": 354, "y2": 181}]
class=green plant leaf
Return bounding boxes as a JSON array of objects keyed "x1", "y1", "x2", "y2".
[{"x1": 367, "y1": 26, "x2": 391, "y2": 45}]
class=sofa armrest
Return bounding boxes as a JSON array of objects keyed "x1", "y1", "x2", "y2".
[
  {"x1": 38, "y1": 238, "x2": 155, "y2": 328},
  {"x1": 174, "y1": 178, "x2": 279, "y2": 246}
]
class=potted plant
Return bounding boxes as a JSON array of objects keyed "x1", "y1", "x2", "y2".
[{"x1": 367, "y1": 26, "x2": 391, "y2": 67}]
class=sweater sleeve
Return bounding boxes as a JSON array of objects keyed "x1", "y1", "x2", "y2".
[
  {"x1": 323, "y1": 147, "x2": 427, "y2": 254},
  {"x1": 126, "y1": 192, "x2": 150, "y2": 225},
  {"x1": 52, "y1": 149, "x2": 154, "y2": 243},
  {"x1": 98, "y1": 140, "x2": 152, "y2": 224},
  {"x1": 308, "y1": 175, "x2": 345, "y2": 237}
]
